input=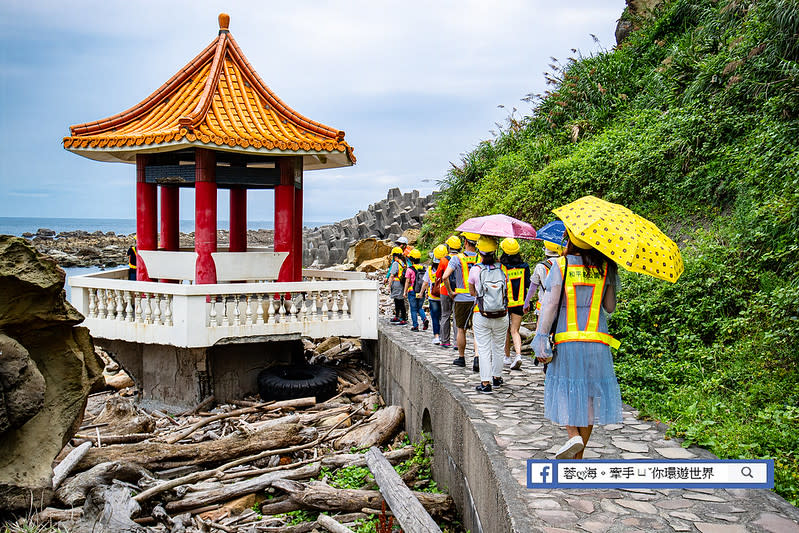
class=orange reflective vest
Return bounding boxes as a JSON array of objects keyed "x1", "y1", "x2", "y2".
[
  {"x1": 427, "y1": 265, "x2": 440, "y2": 301},
  {"x1": 552, "y1": 257, "x2": 620, "y2": 349},
  {"x1": 504, "y1": 266, "x2": 526, "y2": 307},
  {"x1": 453, "y1": 252, "x2": 479, "y2": 295},
  {"x1": 392, "y1": 259, "x2": 405, "y2": 282}
]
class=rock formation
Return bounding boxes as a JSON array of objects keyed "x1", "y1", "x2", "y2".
[
  {"x1": 616, "y1": 0, "x2": 663, "y2": 45},
  {"x1": 0, "y1": 236, "x2": 104, "y2": 511},
  {"x1": 303, "y1": 188, "x2": 437, "y2": 268}
]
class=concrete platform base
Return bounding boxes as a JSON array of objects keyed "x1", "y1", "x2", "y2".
[{"x1": 99, "y1": 338, "x2": 302, "y2": 408}]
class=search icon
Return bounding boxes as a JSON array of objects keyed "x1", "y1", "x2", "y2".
[{"x1": 741, "y1": 466, "x2": 754, "y2": 478}]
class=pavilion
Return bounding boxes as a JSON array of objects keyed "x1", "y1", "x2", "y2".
[
  {"x1": 63, "y1": 14, "x2": 377, "y2": 408},
  {"x1": 63, "y1": 13, "x2": 355, "y2": 284}
]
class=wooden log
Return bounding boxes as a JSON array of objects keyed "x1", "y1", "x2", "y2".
[
  {"x1": 56, "y1": 461, "x2": 151, "y2": 507},
  {"x1": 248, "y1": 405, "x2": 352, "y2": 432},
  {"x1": 320, "y1": 446, "x2": 414, "y2": 470},
  {"x1": 258, "y1": 497, "x2": 300, "y2": 516},
  {"x1": 31, "y1": 507, "x2": 84, "y2": 523},
  {"x1": 257, "y1": 522, "x2": 318, "y2": 533},
  {"x1": 73, "y1": 433, "x2": 154, "y2": 445},
  {"x1": 69, "y1": 484, "x2": 146, "y2": 533},
  {"x1": 53, "y1": 441, "x2": 93, "y2": 489},
  {"x1": 266, "y1": 479, "x2": 453, "y2": 517},
  {"x1": 335, "y1": 405, "x2": 404, "y2": 449},
  {"x1": 164, "y1": 397, "x2": 315, "y2": 444},
  {"x1": 177, "y1": 395, "x2": 216, "y2": 416},
  {"x1": 165, "y1": 462, "x2": 321, "y2": 513},
  {"x1": 79, "y1": 422, "x2": 109, "y2": 431},
  {"x1": 163, "y1": 407, "x2": 265, "y2": 444},
  {"x1": 341, "y1": 382, "x2": 370, "y2": 396},
  {"x1": 133, "y1": 406, "x2": 364, "y2": 505},
  {"x1": 93, "y1": 396, "x2": 155, "y2": 435},
  {"x1": 317, "y1": 513, "x2": 356, "y2": 533},
  {"x1": 365, "y1": 447, "x2": 441, "y2": 533},
  {"x1": 77, "y1": 423, "x2": 306, "y2": 472}
]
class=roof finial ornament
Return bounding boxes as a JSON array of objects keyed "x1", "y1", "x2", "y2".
[{"x1": 218, "y1": 13, "x2": 230, "y2": 33}]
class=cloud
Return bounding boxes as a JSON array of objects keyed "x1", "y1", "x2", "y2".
[{"x1": 0, "y1": 0, "x2": 625, "y2": 221}]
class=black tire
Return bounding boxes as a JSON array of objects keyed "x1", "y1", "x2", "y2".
[{"x1": 257, "y1": 364, "x2": 338, "y2": 402}]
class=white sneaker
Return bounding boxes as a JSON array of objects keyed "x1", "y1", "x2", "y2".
[
  {"x1": 555, "y1": 435, "x2": 585, "y2": 459},
  {"x1": 432, "y1": 337, "x2": 440, "y2": 345},
  {"x1": 511, "y1": 354, "x2": 523, "y2": 370},
  {"x1": 503, "y1": 356, "x2": 512, "y2": 367}
]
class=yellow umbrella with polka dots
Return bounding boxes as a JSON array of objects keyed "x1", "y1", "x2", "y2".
[{"x1": 553, "y1": 195, "x2": 684, "y2": 282}]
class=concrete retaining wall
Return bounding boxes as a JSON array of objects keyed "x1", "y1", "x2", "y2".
[{"x1": 371, "y1": 327, "x2": 537, "y2": 533}]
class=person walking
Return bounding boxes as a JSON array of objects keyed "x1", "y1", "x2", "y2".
[
  {"x1": 499, "y1": 238, "x2": 531, "y2": 370},
  {"x1": 404, "y1": 249, "x2": 429, "y2": 332},
  {"x1": 387, "y1": 247, "x2": 408, "y2": 325},
  {"x1": 126, "y1": 236, "x2": 137, "y2": 281},
  {"x1": 533, "y1": 228, "x2": 622, "y2": 459},
  {"x1": 421, "y1": 244, "x2": 448, "y2": 344},
  {"x1": 435, "y1": 235, "x2": 461, "y2": 348},
  {"x1": 395, "y1": 236, "x2": 413, "y2": 258},
  {"x1": 469, "y1": 236, "x2": 509, "y2": 393},
  {"x1": 524, "y1": 241, "x2": 563, "y2": 318},
  {"x1": 442, "y1": 232, "x2": 481, "y2": 371}
]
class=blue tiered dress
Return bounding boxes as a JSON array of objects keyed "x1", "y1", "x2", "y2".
[{"x1": 542, "y1": 255, "x2": 623, "y2": 427}]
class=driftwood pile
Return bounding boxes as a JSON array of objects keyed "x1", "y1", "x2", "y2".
[{"x1": 17, "y1": 339, "x2": 457, "y2": 533}]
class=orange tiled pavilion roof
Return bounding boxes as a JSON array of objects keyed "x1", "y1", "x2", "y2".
[{"x1": 63, "y1": 14, "x2": 354, "y2": 170}]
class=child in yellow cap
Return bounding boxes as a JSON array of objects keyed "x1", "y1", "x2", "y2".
[
  {"x1": 387, "y1": 247, "x2": 408, "y2": 325},
  {"x1": 404, "y1": 248, "x2": 429, "y2": 331}
]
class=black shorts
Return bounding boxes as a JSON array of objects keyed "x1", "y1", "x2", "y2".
[
  {"x1": 508, "y1": 305, "x2": 524, "y2": 316},
  {"x1": 453, "y1": 301, "x2": 474, "y2": 329}
]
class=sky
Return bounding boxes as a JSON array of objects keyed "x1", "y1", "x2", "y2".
[{"x1": 0, "y1": 0, "x2": 624, "y2": 224}]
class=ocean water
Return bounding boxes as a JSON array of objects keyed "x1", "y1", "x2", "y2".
[
  {"x1": 0, "y1": 217, "x2": 276, "y2": 237},
  {"x1": 0, "y1": 217, "x2": 336, "y2": 237}
]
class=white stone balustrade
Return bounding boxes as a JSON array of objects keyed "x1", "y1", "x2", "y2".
[{"x1": 69, "y1": 268, "x2": 378, "y2": 347}]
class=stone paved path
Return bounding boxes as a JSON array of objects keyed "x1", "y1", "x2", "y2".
[{"x1": 380, "y1": 318, "x2": 799, "y2": 533}]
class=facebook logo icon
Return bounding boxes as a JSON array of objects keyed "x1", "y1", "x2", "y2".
[
  {"x1": 540, "y1": 465, "x2": 551, "y2": 483},
  {"x1": 528, "y1": 461, "x2": 555, "y2": 488}
]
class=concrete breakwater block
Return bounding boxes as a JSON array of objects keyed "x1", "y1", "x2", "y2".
[{"x1": 304, "y1": 188, "x2": 436, "y2": 268}]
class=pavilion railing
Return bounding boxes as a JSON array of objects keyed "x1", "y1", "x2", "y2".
[{"x1": 69, "y1": 268, "x2": 378, "y2": 347}]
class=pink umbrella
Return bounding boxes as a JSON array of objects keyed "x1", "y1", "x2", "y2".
[{"x1": 455, "y1": 214, "x2": 537, "y2": 239}]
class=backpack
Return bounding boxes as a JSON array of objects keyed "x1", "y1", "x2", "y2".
[
  {"x1": 477, "y1": 264, "x2": 508, "y2": 318},
  {"x1": 411, "y1": 265, "x2": 425, "y2": 294},
  {"x1": 537, "y1": 257, "x2": 555, "y2": 276}
]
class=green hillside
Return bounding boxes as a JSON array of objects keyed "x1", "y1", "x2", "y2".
[{"x1": 421, "y1": 0, "x2": 799, "y2": 504}]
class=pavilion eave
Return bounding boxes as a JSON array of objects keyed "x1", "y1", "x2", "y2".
[{"x1": 65, "y1": 140, "x2": 354, "y2": 171}]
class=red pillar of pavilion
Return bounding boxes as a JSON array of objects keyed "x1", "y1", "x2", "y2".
[
  {"x1": 293, "y1": 185, "x2": 303, "y2": 280},
  {"x1": 229, "y1": 188, "x2": 247, "y2": 252},
  {"x1": 275, "y1": 158, "x2": 297, "y2": 282},
  {"x1": 195, "y1": 149, "x2": 218, "y2": 284},
  {"x1": 160, "y1": 186, "x2": 180, "y2": 250},
  {"x1": 135, "y1": 154, "x2": 157, "y2": 281}
]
